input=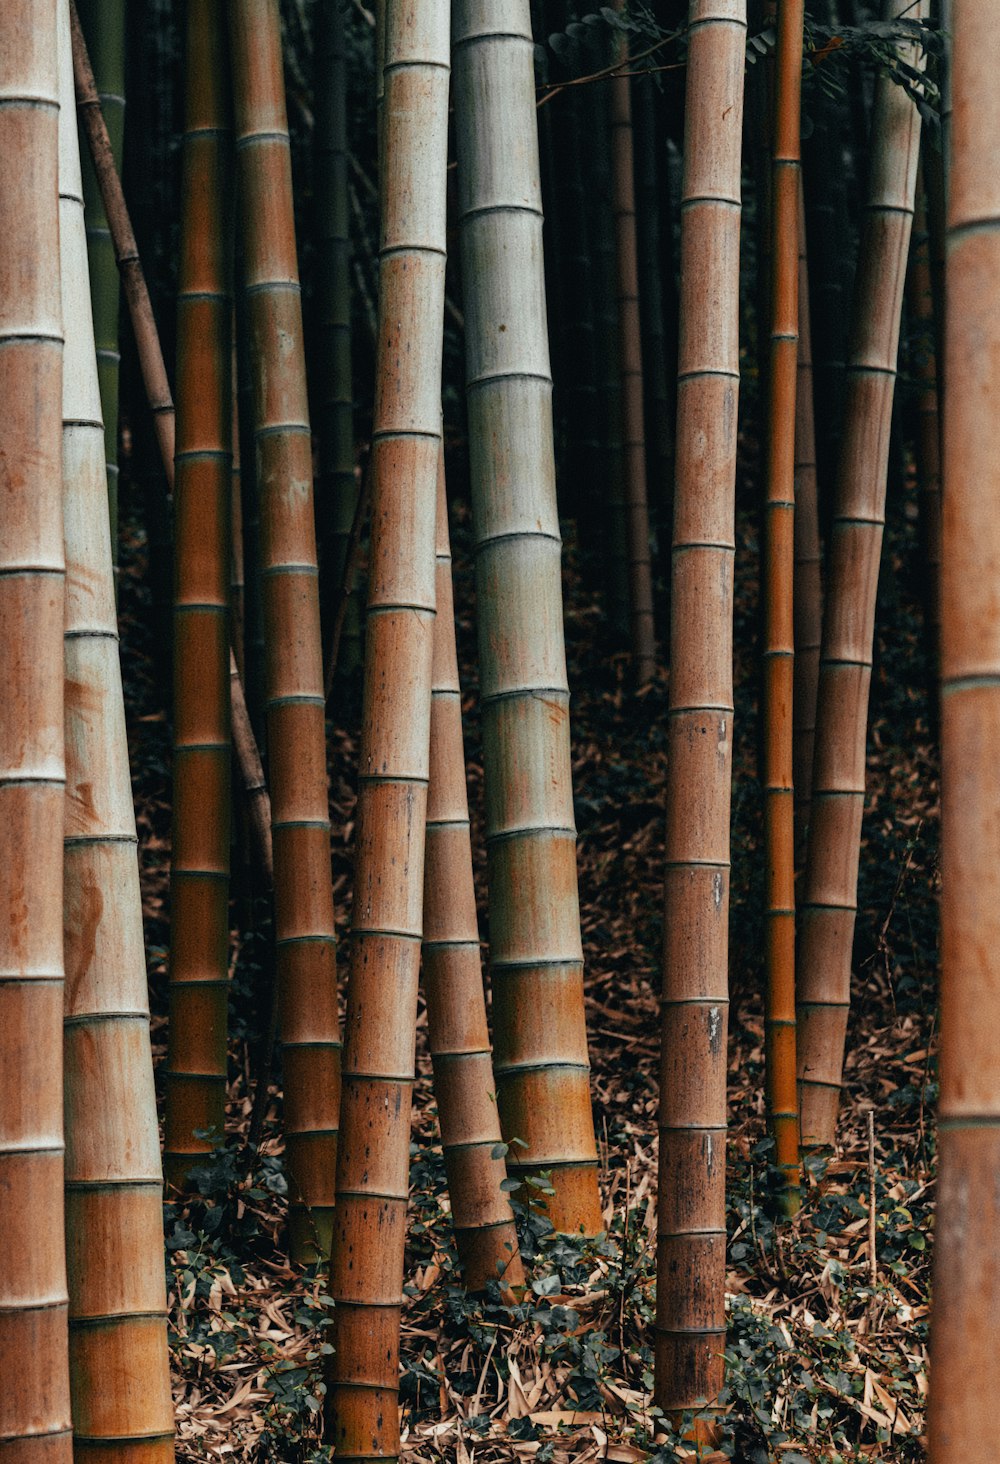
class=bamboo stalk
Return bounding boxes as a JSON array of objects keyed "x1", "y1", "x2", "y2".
[
  {"x1": 796, "y1": 0, "x2": 925, "y2": 1152},
  {"x1": 58, "y1": 1, "x2": 174, "y2": 1453},
  {"x1": 231, "y1": 336, "x2": 246, "y2": 680},
  {"x1": 230, "y1": 0, "x2": 341, "y2": 1261},
  {"x1": 906, "y1": 168, "x2": 942, "y2": 689},
  {"x1": 453, "y1": 0, "x2": 603, "y2": 1236},
  {"x1": 656, "y1": 0, "x2": 746, "y2": 1420},
  {"x1": 0, "y1": 5, "x2": 74, "y2": 1457},
  {"x1": 163, "y1": 0, "x2": 234, "y2": 1190},
  {"x1": 326, "y1": 4, "x2": 449, "y2": 1456},
  {"x1": 930, "y1": 4, "x2": 1000, "y2": 1453},
  {"x1": 762, "y1": 0, "x2": 804, "y2": 1211},
  {"x1": 424, "y1": 447, "x2": 523, "y2": 1294},
  {"x1": 633, "y1": 74, "x2": 675, "y2": 531}
]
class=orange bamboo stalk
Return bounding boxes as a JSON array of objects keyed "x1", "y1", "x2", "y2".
[
  {"x1": 0, "y1": 5, "x2": 73, "y2": 1457},
  {"x1": 762, "y1": 0, "x2": 804, "y2": 1210},
  {"x1": 230, "y1": 0, "x2": 341, "y2": 1261},
  {"x1": 656, "y1": 0, "x2": 746, "y2": 1420},
  {"x1": 326, "y1": 6, "x2": 449, "y2": 1456},
  {"x1": 423, "y1": 448, "x2": 523, "y2": 1294},
  {"x1": 930, "y1": 5, "x2": 1000, "y2": 1453},
  {"x1": 906, "y1": 169, "x2": 942, "y2": 677},
  {"x1": 796, "y1": 0, "x2": 925, "y2": 1152},
  {"x1": 162, "y1": 0, "x2": 234, "y2": 1189},
  {"x1": 59, "y1": 0, "x2": 174, "y2": 1452}
]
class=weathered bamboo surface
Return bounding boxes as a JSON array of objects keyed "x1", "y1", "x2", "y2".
[
  {"x1": 796, "y1": 0, "x2": 925, "y2": 1151},
  {"x1": 163, "y1": 0, "x2": 234, "y2": 1189},
  {"x1": 454, "y1": 0, "x2": 602, "y2": 1236},
  {"x1": 657, "y1": 0, "x2": 746, "y2": 1419},
  {"x1": 0, "y1": 4, "x2": 73, "y2": 1457},
  {"x1": 930, "y1": 4, "x2": 1000, "y2": 1455},
  {"x1": 326, "y1": 5, "x2": 448, "y2": 1458},
  {"x1": 906, "y1": 172, "x2": 942, "y2": 679},
  {"x1": 59, "y1": 0, "x2": 175, "y2": 1454},
  {"x1": 230, "y1": 0, "x2": 341, "y2": 1261}
]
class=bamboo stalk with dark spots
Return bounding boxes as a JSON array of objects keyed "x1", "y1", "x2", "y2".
[
  {"x1": 325, "y1": 4, "x2": 448, "y2": 1456},
  {"x1": 0, "y1": 4, "x2": 73, "y2": 1457},
  {"x1": 58, "y1": 1, "x2": 174, "y2": 1453},
  {"x1": 796, "y1": 0, "x2": 925, "y2": 1152},
  {"x1": 454, "y1": 0, "x2": 603, "y2": 1235},
  {"x1": 162, "y1": 0, "x2": 234, "y2": 1190},
  {"x1": 656, "y1": 0, "x2": 746, "y2": 1421}
]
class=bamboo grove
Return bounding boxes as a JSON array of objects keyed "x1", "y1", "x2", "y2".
[{"x1": 1, "y1": 0, "x2": 995, "y2": 1458}]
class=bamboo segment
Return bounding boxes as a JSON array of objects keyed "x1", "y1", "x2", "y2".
[
  {"x1": 163, "y1": 0, "x2": 233, "y2": 1189},
  {"x1": 656, "y1": 0, "x2": 746, "y2": 1418},
  {"x1": 610, "y1": 18, "x2": 656, "y2": 684},
  {"x1": 230, "y1": 0, "x2": 341, "y2": 1261},
  {"x1": 423, "y1": 450, "x2": 523, "y2": 1294},
  {"x1": 762, "y1": 0, "x2": 804, "y2": 1210},
  {"x1": 0, "y1": 4, "x2": 73, "y2": 1459},
  {"x1": 795, "y1": 0, "x2": 925, "y2": 1152},
  {"x1": 453, "y1": 0, "x2": 602, "y2": 1236},
  {"x1": 931, "y1": 19, "x2": 1000, "y2": 1456},
  {"x1": 793, "y1": 180, "x2": 822, "y2": 868},
  {"x1": 906, "y1": 171, "x2": 942, "y2": 681},
  {"x1": 326, "y1": 5, "x2": 448, "y2": 1457},
  {"x1": 58, "y1": 1, "x2": 175, "y2": 1455}
]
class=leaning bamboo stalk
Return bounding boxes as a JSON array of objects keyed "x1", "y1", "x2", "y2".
[
  {"x1": 795, "y1": 0, "x2": 925, "y2": 1152},
  {"x1": 656, "y1": 0, "x2": 746, "y2": 1420},
  {"x1": 423, "y1": 448, "x2": 523, "y2": 1294},
  {"x1": 762, "y1": 0, "x2": 804, "y2": 1210},
  {"x1": 162, "y1": 0, "x2": 234, "y2": 1190},
  {"x1": 610, "y1": 14, "x2": 656, "y2": 683},
  {"x1": 0, "y1": 5, "x2": 73, "y2": 1457},
  {"x1": 906, "y1": 169, "x2": 942, "y2": 683},
  {"x1": 929, "y1": 5, "x2": 1000, "y2": 1454},
  {"x1": 453, "y1": 0, "x2": 602, "y2": 1235},
  {"x1": 58, "y1": 1, "x2": 174, "y2": 1453},
  {"x1": 230, "y1": 0, "x2": 341, "y2": 1261},
  {"x1": 325, "y1": 5, "x2": 448, "y2": 1457}
]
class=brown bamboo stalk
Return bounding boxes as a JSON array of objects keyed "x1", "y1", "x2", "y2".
[
  {"x1": 929, "y1": 4, "x2": 1000, "y2": 1453},
  {"x1": 0, "y1": 5, "x2": 73, "y2": 1457},
  {"x1": 906, "y1": 167, "x2": 942, "y2": 680},
  {"x1": 58, "y1": 0, "x2": 174, "y2": 1452},
  {"x1": 796, "y1": 0, "x2": 925, "y2": 1152},
  {"x1": 423, "y1": 447, "x2": 523, "y2": 1294},
  {"x1": 326, "y1": 5, "x2": 449, "y2": 1456},
  {"x1": 656, "y1": 0, "x2": 746, "y2": 1421},
  {"x1": 231, "y1": 336, "x2": 246, "y2": 680},
  {"x1": 762, "y1": 0, "x2": 804, "y2": 1211},
  {"x1": 163, "y1": 0, "x2": 234, "y2": 1189},
  {"x1": 230, "y1": 0, "x2": 341, "y2": 1261}
]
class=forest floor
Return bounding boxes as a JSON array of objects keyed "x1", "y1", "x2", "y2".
[{"x1": 122, "y1": 434, "x2": 939, "y2": 1463}]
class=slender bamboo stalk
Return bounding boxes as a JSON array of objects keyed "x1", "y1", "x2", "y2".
[
  {"x1": 633, "y1": 75, "x2": 674, "y2": 523},
  {"x1": 906, "y1": 169, "x2": 942, "y2": 687},
  {"x1": 762, "y1": 0, "x2": 804, "y2": 1210},
  {"x1": 424, "y1": 447, "x2": 523, "y2": 1294},
  {"x1": 453, "y1": 0, "x2": 602, "y2": 1235},
  {"x1": 231, "y1": 337, "x2": 246, "y2": 680},
  {"x1": 796, "y1": 0, "x2": 925, "y2": 1152},
  {"x1": 230, "y1": 0, "x2": 341, "y2": 1261},
  {"x1": 163, "y1": 0, "x2": 234, "y2": 1190},
  {"x1": 58, "y1": 1, "x2": 174, "y2": 1453},
  {"x1": 611, "y1": 12, "x2": 656, "y2": 684},
  {"x1": 0, "y1": 5, "x2": 73, "y2": 1457},
  {"x1": 656, "y1": 0, "x2": 746, "y2": 1419},
  {"x1": 792, "y1": 180, "x2": 822, "y2": 866},
  {"x1": 326, "y1": 5, "x2": 448, "y2": 1456},
  {"x1": 929, "y1": 5, "x2": 1000, "y2": 1453}
]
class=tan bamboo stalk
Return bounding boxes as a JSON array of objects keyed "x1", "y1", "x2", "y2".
[
  {"x1": 163, "y1": 0, "x2": 234, "y2": 1190},
  {"x1": 325, "y1": 5, "x2": 448, "y2": 1457},
  {"x1": 793, "y1": 179, "x2": 822, "y2": 867},
  {"x1": 58, "y1": 0, "x2": 174, "y2": 1453},
  {"x1": 906, "y1": 170, "x2": 942, "y2": 675},
  {"x1": 610, "y1": 13, "x2": 655, "y2": 684},
  {"x1": 424, "y1": 447, "x2": 523, "y2": 1294},
  {"x1": 656, "y1": 0, "x2": 746, "y2": 1420},
  {"x1": 0, "y1": 4, "x2": 73, "y2": 1457},
  {"x1": 453, "y1": 0, "x2": 602, "y2": 1236},
  {"x1": 930, "y1": 5, "x2": 1000, "y2": 1452},
  {"x1": 762, "y1": 0, "x2": 804, "y2": 1211},
  {"x1": 796, "y1": 0, "x2": 925, "y2": 1152},
  {"x1": 231, "y1": 340, "x2": 246, "y2": 679},
  {"x1": 230, "y1": 0, "x2": 341, "y2": 1261}
]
